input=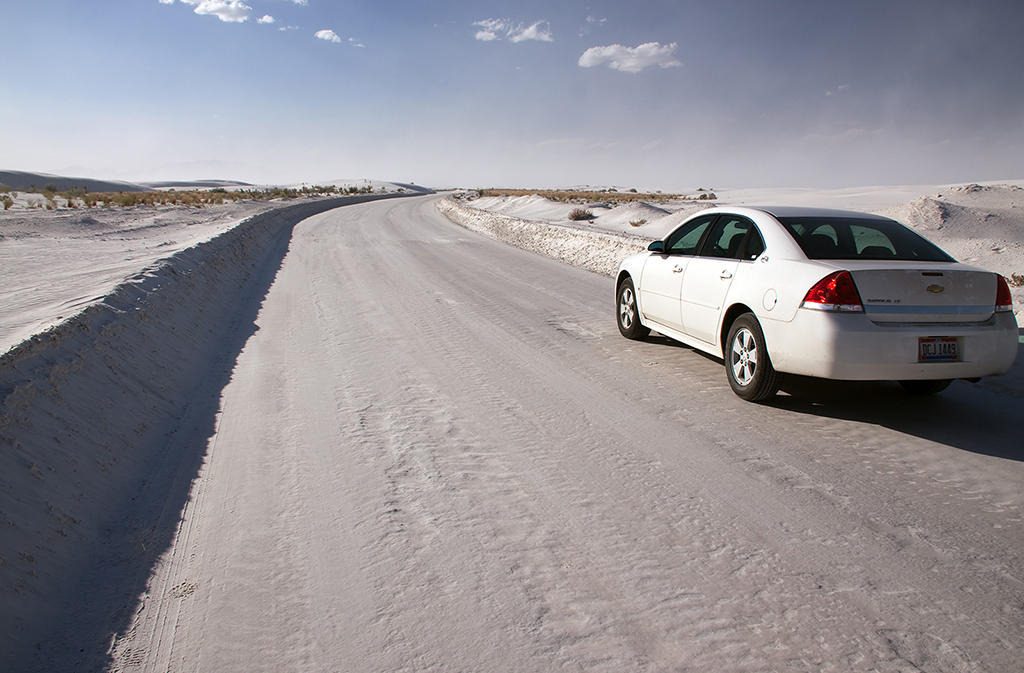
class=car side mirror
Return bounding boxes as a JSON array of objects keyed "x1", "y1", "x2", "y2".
[{"x1": 648, "y1": 240, "x2": 665, "y2": 253}]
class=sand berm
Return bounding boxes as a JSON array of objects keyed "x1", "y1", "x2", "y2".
[
  {"x1": 0, "y1": 193, "x2": 411, "y2": 662},
  {"x1": 436, "y1": 195, "x2": 650, "y2": 276}
]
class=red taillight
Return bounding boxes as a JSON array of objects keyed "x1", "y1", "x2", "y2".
[
  {"x1": 801, "y1": 270, "x2": 864, "y2": 312},
  {"x1": 996, "y1": 274, "x2": 1013, "y2": 312}
]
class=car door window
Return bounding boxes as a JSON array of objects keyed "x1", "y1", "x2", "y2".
[
  {"x1": 740, "y1": 226, "x2": 765, "y2": 260},
  {"x1": 697, "y1": 216, "x2": 758, "y2": 259},
  {"x1": 664, "y1": 215, "x2": 716, "y2": 254}
]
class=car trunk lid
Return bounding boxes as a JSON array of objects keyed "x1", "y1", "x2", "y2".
[{"x1": 850, "y1": 267, "x2": 997, "y2": 323}]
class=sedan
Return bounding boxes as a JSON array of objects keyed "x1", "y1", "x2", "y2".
[{"x1": 615, "y1": 206, "x2": 1019, "y2": 401}]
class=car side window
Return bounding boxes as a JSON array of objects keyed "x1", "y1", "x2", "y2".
[
  {"x1": 663, "y1": 215, "x2": 716, "y2": 254},
  {"x1": 698, "y1": 216, "x2": 759, "y2": 259},
  {"x1": 741, "y1": 226, "x2": 765, "y2": 260}
]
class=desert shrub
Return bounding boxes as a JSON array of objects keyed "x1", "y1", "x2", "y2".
[
  {"x1": 3, "y1": 184, "x2": 371, "y2": 210},
  {"x1": 479, "y1": 188, "x2": 684, "y2": 204},
  {"x1": 629, "y1": 219, "x2": 647, "y2": 227},
  {"x1": 1010, "y1": 273, "x2": 1024, "y2": 287},
  {"x1": 308, "y1": 185, "x2": 337, "y2": 194},
  {"x1": 2, "y1": 196, "x2": 13, "y2": 210},
  {"x1": 0, "y1": 184, "x2": 11, "y2": 193},
  {"x1": 569, "y1": 208, "x2": 595, "y2": 221},
  {"x1": 43, "y1": 183, "x2": 58, "y2": 193},
  {"x1": 113, "y1": 192, "x2": 137, "y2": 207}
]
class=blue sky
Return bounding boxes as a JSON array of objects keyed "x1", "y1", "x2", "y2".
[{"x1": 2, "y1": 0, "x2": 1022, "y2": 189}]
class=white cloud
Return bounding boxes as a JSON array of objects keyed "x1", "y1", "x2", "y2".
[
  {"x1": 510, "y1": 21, "x2": 553, "y2": 43},
  {"x1": 473, "y1": 19, "x2": 553, "y2": 43},
  {"x1": 279, "y1": 25, "x2": 299, "y2": 31},
  {"x1": 160, "y1": 0, "x2": 253, "y2": 23},
  {"x1": 581, "y1": 16, "x2": 602, "y2": 34},
  {"x1": 578, "y1": 15, "x2": 607, "y2": 37},
  {"x1": 290, "y1": 0, "x2": 308, "y2": 4},
  {"x1": 349, "y1": 37, "x2": 365, "y2": 48},
  {"x1": 188, "y1": 1, "x2": 252, "y2": 23},
  {"x1": 316, "y1": 29, "x2": 342, "y2": 43},
  {"x1": 258, "y1": 15, "x2": 275, "y2": 24},
  {"x1": 825, "y1": 84, "x2": 850, "y2": 97},
  {"x1": 473, "y1": 19, "x2": 506, "y2": 41},
  {"x1": 578, "y1": 42, "x2": 681, "y2": 73}
]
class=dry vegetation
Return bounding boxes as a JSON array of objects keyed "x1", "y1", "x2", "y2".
[
  {"x1": 0, "y1": 183, "x2": 381, "y2": 211},
  {"x1": 475, "y1": 188, "x2": 719, "y2": 203},
  {"x1": 568, "y1": 208, "x2": 596, "y2": 221},
  {"x1": 476, "y1": 188, "x2": 690, "y2": 204}
]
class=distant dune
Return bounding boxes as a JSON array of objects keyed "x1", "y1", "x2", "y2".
[
  {"x1": 140, "y1": 179, "x2": 257, "y2": 190},
  {"x1": 0, "y1": 170, "x2": 151, "y2": 193},
  {"x1": 0, "y1": 170, "x2": 436, "y2": 195}
]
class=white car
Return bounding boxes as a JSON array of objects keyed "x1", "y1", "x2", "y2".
[{"x1": 615, "y1": 206, "x2": 1019, "y2": 401}]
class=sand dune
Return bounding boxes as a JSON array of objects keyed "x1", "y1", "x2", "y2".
[
  {"x1": 454, "y1": 182, "x2": 1024, "y2": 313},
  {"x1": 0, "y1": 170, "x2": 152, "y2": 193}
]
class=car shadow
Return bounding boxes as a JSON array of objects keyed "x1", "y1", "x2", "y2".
[
  {"x1": 763, "y1": 343, "x2": 1024, "y2": 462},
  {"x1": 648, "y1": 332, "x2": 1024, "y2": 462}
]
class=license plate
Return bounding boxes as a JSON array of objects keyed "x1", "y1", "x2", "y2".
[{"x1": 919, "y1": 336, "x2": 959, "y2": 362}]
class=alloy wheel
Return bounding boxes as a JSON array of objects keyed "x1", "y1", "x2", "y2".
[{"x1": 730, "y1": 327, "x2": 757, "y2": 386}]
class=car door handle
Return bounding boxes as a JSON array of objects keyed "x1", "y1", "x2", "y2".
[
  {"x1": 673, "y1": 265, "x2": 684, "y2": 273},
  {"x1": 719, "y1": 271, "x2": 733, "y2": 279}
]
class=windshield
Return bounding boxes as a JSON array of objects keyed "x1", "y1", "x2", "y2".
[{"x1": 777, "y1": 217, "x2": 955, "y2": 262}]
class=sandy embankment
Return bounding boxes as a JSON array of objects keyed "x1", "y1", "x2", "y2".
[
  {"x1": 438, "y1": 183, "x2": 1024, "y2": 314},
  {"x1": 0, "y1": 194, "x2": 403, "y2": 663},
  {"x1": 436, "y1": 197, "x2": 651, "y2": 276},
  {"x1": 0, "y1": 200, "x2": 281, "y2": 354}
]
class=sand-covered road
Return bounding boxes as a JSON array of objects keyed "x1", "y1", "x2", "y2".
[{"x1": 103, "y1": 195, "x2": 1024, "y2": 672}]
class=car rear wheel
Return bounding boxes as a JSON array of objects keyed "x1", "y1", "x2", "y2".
[
  {"x1": 726, "y1": 313, "x2": 783, "y2": 402},
  {"x1": 617, "y1": 277, "x2": 650, "y2": 340},
  {"x1": 898, "y1": 379, "x2": 953, "y2": 395}
]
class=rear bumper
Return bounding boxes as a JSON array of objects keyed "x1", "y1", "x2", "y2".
[{"x1": 763, "y1": 309, "x2": 1019, "y2": 380}]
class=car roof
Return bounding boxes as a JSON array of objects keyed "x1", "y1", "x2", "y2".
[{"x1": 742, "y1": 205, "x2": 893, "y2": 221}]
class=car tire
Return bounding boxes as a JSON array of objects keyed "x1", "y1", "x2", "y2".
[
  {"x1": 617, "y1": 277, "x2": 650, "y2": 340},
  {"x1": 726, "y1": 313, "x2": 783, "y2": 402},
  {"x1": 898, "y1": 379, "x2": 953, "y2": 395}
]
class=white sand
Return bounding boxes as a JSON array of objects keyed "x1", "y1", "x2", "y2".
[
  {"x1": 0, "y1": 194, "x2": 410, "y2": 668},
  {"x1": 0, "y1": 180, "x2": 422, "y2": 356},
  {"x1": 1, "y1": 186, "x2": 1021, "y2": 671},
  {"x1": 458, "y1": 182, "x2": 1024, "y2": 313},
  {"x1": 0, "y1": 200, "x2": 279, "y2": 354}
]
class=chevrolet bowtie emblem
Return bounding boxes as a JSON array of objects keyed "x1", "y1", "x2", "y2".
[{"x1": 926, "y1": 284, "x2": 945, "y2": 293}]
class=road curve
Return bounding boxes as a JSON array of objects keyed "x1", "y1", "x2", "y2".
[{"x1": 113, "y1": 195, "x2": 1024, "y2": 672}]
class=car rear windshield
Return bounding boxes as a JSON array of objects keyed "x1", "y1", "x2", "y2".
[{"x1": 777, "y1": 217, "x2": 955, "y2": 262}]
